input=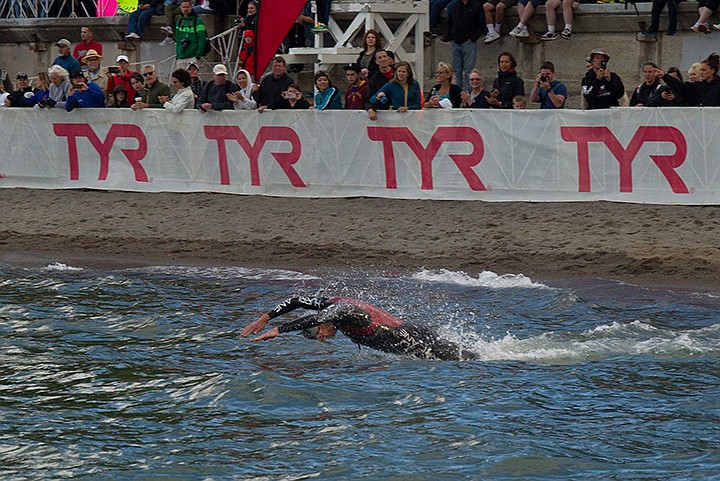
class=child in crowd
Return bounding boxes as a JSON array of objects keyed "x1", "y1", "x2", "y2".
[
  {"x1": 512, "y1": 95, "x2": 526, "y2": 109},
  {"x1": 313, "y1": 70, "x2": 342, "y2": 109}
]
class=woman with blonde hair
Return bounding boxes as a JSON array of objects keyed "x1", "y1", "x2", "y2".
[
  {"x1": 369, "y1": 60, "x2": 422, "y2": 111},
  {"x1": 426, "y1": 61, "x2": 463, "y2": 108},
  {"x1": 688, "y1": 62, "x2": 701, "y2": 82}
]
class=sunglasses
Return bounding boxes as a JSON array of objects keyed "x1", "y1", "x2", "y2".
[
  {"x1": 469, "y1": 78, "x2": 482, "y2": 82},
  {"x1": 435, "y1": 71, "x2": 449, "y2": 75},
  {"x1": 143, "y1": 71, "x2": 155, "y2": 77}
]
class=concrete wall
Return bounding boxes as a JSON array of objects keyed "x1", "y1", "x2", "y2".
[{"x1": 1, "y1": 3, "x2": 719, "y2": 108}]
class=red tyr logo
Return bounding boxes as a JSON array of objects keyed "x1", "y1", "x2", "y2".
[
  {"x1": 367, "y1": 126, "x2": 486, "y2": 190},
  {"x1": 560, "y1": 126, "x2": 689, "y2": 193},
  {"x1": 53, "y1": 123, "x2": 149, "y2": 181}
]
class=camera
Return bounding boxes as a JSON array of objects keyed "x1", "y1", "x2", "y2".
[
  {"x1": 108, "y1": 66, "x2": 121, "y2": 74},
  {"x1": 600, "y1": 60, "x2": 608, "y2": 70},
  {"x1": 180, "y1": 38, "x2": 191, "y2": 54},
  {"x1": 282, "y1": 91, "x2": 297, "y2": 100},
  {"x1": 539, "y1": 74, "x2": 547, "y2": 83},
  {"x1": 38, "y1": 98, "x2": 57, "y2": 108}
]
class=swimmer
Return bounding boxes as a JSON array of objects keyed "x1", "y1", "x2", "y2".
[{"x1": 241, "y1": 296, "x2": 477, "y2": 361}]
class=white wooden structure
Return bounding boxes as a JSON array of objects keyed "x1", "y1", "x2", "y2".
[{"x1": 285, "y1": 0, "x2": 428, "y2": 86}]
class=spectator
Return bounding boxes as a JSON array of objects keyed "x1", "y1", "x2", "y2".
[
  {"x1": 287, "y1": 2, "x2": 314, "y2": 73},
  {"x1": 238, "y1": 0, "x2": 258, "y2": 32},
  {"x1": 630, "y1": 61, "x2": 662, "y2": 106},
  {"x1": 360, "y1": 68, "x2": 369, "y2": 82},
  {"x1": 125, "y1": 0, "x2": 160, "y2": 40},
  {"x1": 159, "y1": 68, "x2": 196, "y2": 112},
  {"x1": 427, "y1": 0, "x2": 453, "y2": 37},
  {"x1": 52, "y1": 39, "x2": 82, "y2": 78},
  {"x1": 313, "y1": 70, "x2": 342, "y2": 110},
  {"x1": 369, "y1": 60, "x2": 422, "y2": 112},
  {"x1": 132, "y1": 64, "x2": 171, "y2": 110},
  {"x1": 238, "y1": 30, "x2": 256, "y2": 77},
  {"x1": 365, "y1": 49, "x2": 395, "y2": 120},
  {"x1": 66, "y1": 71, "x2": 106, "y2": 111},
  {"x1": 447, "y1": 0, "x2": 484, "y2": 90},
  {"x1": 460, "y1": 69, "x2": 492, "y2": 108},
  {"x1": 229, "y1": 69, "x2": 258, "y2": 110},
  {"x1": 43, "y1": 65, "x2": 72, "y2": 110},
  {"x1": 529, "y1": 60, "x2": 568, "y2": 108},
  {"x1": 0, "y1": 84, "x2": 8, "y2": 109},
  {"x1": 484, "y1": 0, "x2": 517, "y2": 44},
  {"x1": 129, "y1": 72, "x2": 147, "y2": 103},
  {"x1": 159, "y1": 0, "x2": 182, "y2": 45},
  {"x1": 512, "y1": 95, "x2": 526, "y2": 109},
  {"x1": 5, "y1": 72, "x2": 34, "y2": 107},
  {"x1": 170, "y1": 0, "x2": 207, "y2": 69},
  {"x1": 343, "y1": 63, "x2": 368, "y2": 109},
  {"x1": 426, "y1": 61, "x2": 463, "y2": 109},
  {"x1": 27, "y1": 72, "x2": 51, "y2": 108},
  {"x1": 82, "y1": 50, "x2": 107, "y2": 97},
  {"x1": 541, "y1": 0, "x2": 578, "y2": 40},
  {"x1": 654, "y1": 52, "x2": 720, "y2": 106},
  {"x1": 197, "y1": 64, "x2": 239, "y2": 111},
  {"x1": 256, "y1": 56, "x2": 294, "y2": 112},
  {"x1": 187, "y1": 61, "x2": 206, "y2": 99},
  {"x1": 487, "y1": 51, "x2": 525, "y2": 109},
  {"x1": 73, "y1": 26, "x2": 103, "y2": 65},
  {"x1": 106, "y1": 55, "x2": 137, "y2": 104},
  {"x1": 690, "y1": 0, "x2": 716, "y2": 33},
  {"x1": 109, "y1": 84, "x2": 131, "y2": 107},
  {"x1": 640, "y1": 0, "x2": 683, "y2": 37},
  {"x1": 356, "y1": 29, "x2": 393, "y2": 77},
  {"x1": 311, "y1": 0, "x2": 332, "y2": 33},
  {"x1": 509, "y1": 0, "x2": 546, "y2": 39},
  {"x1": 688, "y1": 62, "x2": 701, "y2": 82},
  {"x1": 580, "y1": 48, "x2": 625, "y2": 109},
  {"x1": 646, "y1": 67, "x2": 684, "y2": 106},
  {"x1": 268, "y1": 84, "x2": 311, "y2": 109}
]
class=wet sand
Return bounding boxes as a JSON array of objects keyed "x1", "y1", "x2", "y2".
[{"x1": 3, "y1": 188, "x2": 720, "y2": 289}]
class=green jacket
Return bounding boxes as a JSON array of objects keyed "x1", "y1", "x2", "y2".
[{"x1": 175, "y1": 14, "x2": 207, "y2": 60}]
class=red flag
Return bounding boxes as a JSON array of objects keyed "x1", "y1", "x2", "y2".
[{"x1": 255, "y1": 0, "x2": 308, "y2": 76}]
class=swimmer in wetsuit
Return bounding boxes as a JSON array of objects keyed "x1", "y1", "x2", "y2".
[{"x1": 241, "y1": 296, "x2": 477, "y2": 361}]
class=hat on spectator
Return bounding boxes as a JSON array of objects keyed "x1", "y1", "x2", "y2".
[
  {"x1": 116, "y1": 54, "x2": 130, "y2": 63},
  {"x1": 589, "y1": 48, "x2": 610, "y2": 61},
  {"x1": 343, "y1": 63, "x2": 361, "y2": 73},
  {"x1": 82, "y1": 49, "x2": 103, "y2": 62},
  {"x1": 71, "y1": 70, "x2": 86, "y2": 79},
  {"x1": 213, "y1": 64, "x2": 228, "y2": 75},
  {"x1": 187, "y1": 61, "x2": 199, "y2": 70},
  {"x1": 56, "y1": 38, "x2": 71, "y2": 48},
  {"x1": 16, "y1": 72, "x2": 28, "y2": 79}
]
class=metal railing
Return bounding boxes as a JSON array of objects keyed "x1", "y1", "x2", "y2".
[{"x1": 0, "y1": 0, "x2": 101, "y2": 18}]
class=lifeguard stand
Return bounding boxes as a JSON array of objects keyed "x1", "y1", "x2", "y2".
[{"x1": 284, "y1": 0, "x2": 428, "y2": 88}]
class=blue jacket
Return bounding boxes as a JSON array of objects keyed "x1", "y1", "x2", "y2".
[
  {"x1": 314, "y1": 87, "x2": 342, "y2": 110},
  {"x1": 66, "y1": 82, "x2": 106, "y2": 111},
  {"x1": 370, "y1": 80, "x2": 422, "y2": 110},
  {"x1": 53, "y1": 54, "x2": 82, "y2": 78}
]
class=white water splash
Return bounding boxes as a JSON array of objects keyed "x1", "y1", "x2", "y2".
[
  {"x1": 411, "y1": 268, "x2": 548, "y2": 289},
  {"x1": 124, "y1": 265, "x2": 319, "y2": 281},
  {"x1": 40, "y1": 263, "x2": 83, "y2": 272}
]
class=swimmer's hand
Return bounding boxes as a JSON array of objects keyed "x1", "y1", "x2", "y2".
[
  {"x1": 251, "y1": 327, "x2": 279, "y2": 342},
  {"x1": 241, "y1": 313, "x2": 270, "y2": 337}
]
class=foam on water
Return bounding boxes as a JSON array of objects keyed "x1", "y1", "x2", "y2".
[
  {"x1": 122, "y1": 265, "x2": 320, "y2": 281},
  {"x1": 40, "y1": 262, "x2": 83, "y2": 272},
  {"x1": 411, "y1": 268, "x2": 549, "y2": 289}
]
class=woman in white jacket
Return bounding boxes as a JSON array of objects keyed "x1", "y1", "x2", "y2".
[
  {"x1": 229, "y1": 69, "x2": 257, "y2": 110},
  {"x1": 160, "y1": 69, "x2": 196, "y2": 113}
]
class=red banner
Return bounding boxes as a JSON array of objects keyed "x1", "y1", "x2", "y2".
[{"x1": 255, "y1": 0, "x2": 307, "y2": 76}]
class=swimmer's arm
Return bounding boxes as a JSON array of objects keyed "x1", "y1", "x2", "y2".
[
  {"x1": 250, "y1": 315, "x2": 323, "y2": 342},
  {"x1": 240, "y1": 296, "x2": 331, "y2": 337}
]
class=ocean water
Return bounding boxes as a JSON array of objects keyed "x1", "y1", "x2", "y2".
[{"x1": 1, "y1": 261, "x2": 719, "y2": 480}]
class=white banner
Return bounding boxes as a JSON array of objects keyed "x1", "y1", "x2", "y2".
[{"x1": 1, "y1": 107, "x2": 719, "y2": 204}]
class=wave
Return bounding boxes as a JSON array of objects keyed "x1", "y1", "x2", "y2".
[
  {"x1": 411, "y1": 268, "x2": 549, "y2": 289},
  {"x1": 121, "y1": 265, "x2": 319, "y2": 281},
  {"x1": 452, "y1": 320, "x2": 720, "y2": 363},
  {"x1": 40, "y1": 262, "x2": 83, "y2": 272}
]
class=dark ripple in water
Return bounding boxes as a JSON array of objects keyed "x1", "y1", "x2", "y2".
[{"x1": 1, "y1": 263, "x2": 719, "y2": 480}]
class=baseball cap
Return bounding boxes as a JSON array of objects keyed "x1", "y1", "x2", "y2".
[
  {"x1": 56, "y1": 38, "x2": 71, "y2": 48},
  {"x1": 187, "y1": 61, "x2": 199, "y2": 70},
  {"x1": 116, "y1": 54, "x2": 130, "y2": 63},
  {"x1": 343, "y1": 62, "x2": 361, "y2": 73},
  {"x1": 213, "y1": 64, "x2": 228, "y2": 75}
]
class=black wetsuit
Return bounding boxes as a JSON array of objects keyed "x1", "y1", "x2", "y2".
[{"x1": 265, "y1": 296, "x2": 476, "y2": 361}]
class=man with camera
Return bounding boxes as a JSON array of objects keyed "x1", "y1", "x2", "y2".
[
  {"x1": 106, "y1": 55, "x2": 137, "y2": 106},
  {"x1": 529, "y1": 61, "x2": 568, "y2": 109},
  {"x1": 66, "y1": 71, "x2": 106, "y2": 112},
  {"x1": 580, "y1": 48, "x2": 625, "y2": 110},
  {"x1": 170, "y1": 0, "x2": 207, "y2": 69}
]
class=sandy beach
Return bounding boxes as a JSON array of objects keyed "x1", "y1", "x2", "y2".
[{"x1": 2, "y1": 188, "x2": 719, "y2": 289}]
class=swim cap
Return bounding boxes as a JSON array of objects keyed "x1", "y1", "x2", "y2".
[{"x1": 301, "y1": 326, "x2": 320, "y2": 339}]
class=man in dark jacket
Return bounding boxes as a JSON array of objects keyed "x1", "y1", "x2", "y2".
[
  {"x1": 256, "y1": 56, "x2": 294, "y2": 112},
  {"x1": 197, "y1": 63, "x2": 239, "y2": 111},
  {"x1": 447, "y1": 0, "x2": 485, "y2": 90},
  {"x1": 365, "y1": 49, "x2": 395, "y2": 120},
  {"x1": 581, "y1": 48, "x2": 625, "y2": 109}
]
